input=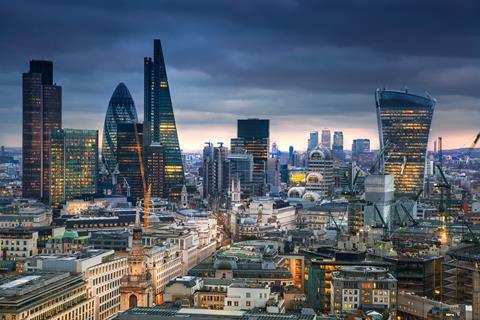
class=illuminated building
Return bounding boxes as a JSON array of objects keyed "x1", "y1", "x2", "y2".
[
  {"x1": 332, "y1": 131, "x2": 344, "y2": 160},
  {"x1": 145, "y1": 143, "x2": 165, "y2": 198},
  {"x1": 49, "y1": 129, "x2": 98, "y2": 206},
  {"x1": 231, "y1": 119, "x2": 269, "y2": 196},
  {"x1": 0, "y1": 272, "x2": 95, "y2": 320},
  {"x1": 321, "y1": 129, "x2": 331, "y2": 149},
  {"x1": 376, "y1": 88, "x2": 435, "y2": 196},
  {"x1": 306, "y1": 145, "x2": 334, "y2": 197},
  {"x1": 330, "y1": 266, "x2": 397, "y2": 318},
  {"x1": 117, "y1": 122, "x2": 144, "y2": 201},
  {"x1": 0, "y1": 229, "x2": 38, "y2": 258},
  {"x1": 144, "y1": 39, "x2": 184, "y2": 198},
  {"x1": 102, "y1": 83, "x2": 138, "y2": 175},
  {"x1": 308, "y1": 131, "x2": 318, "y2": 151},
  {"x1": 22, "y1": 60, "x2": 62, "y2": 202},
  {"x1": 304, "y1": 255, "x2": 389, "y2": 314},
  {"x1": 398, "y1": 291, "x2": 465, "y2": 320}
]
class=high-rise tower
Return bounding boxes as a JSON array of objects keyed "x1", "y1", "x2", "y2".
[
  {"x1": 144, "y1": 39, "x2": 184, "y2": 198},
  {"x1": 376, "y1": 88, "x2": 435, "y2": 196},
  {"x1": 22, "y1": 60, "x2": 62, "y2": 201},
  {"x1": 102, "y1": 83, "x2": 138, "y2": 175}
]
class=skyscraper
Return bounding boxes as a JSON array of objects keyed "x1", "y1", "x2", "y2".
[
  {"x1": 144, "y1": 39, "x2": 184, "y2": 198},
  {"x1": 102, "y1": 83, "x2": 138, "y2": 175},
  {"x1": 145, "y1": 143, "x2": 165, "y2": 199},
  {"x1": 49, "y1": 129, "x2": 98, "y2": 206},
  {"x1": 231, "y1": 119, "x2": 269, "y2": 196},
  {"x1": 376, "y1": 88, "x2": 435, "y2": 196},
  {"x1": 352, "y1": 139, "x2": 371, "y2": 161},
  {"x1": 202, "y1": 142, "x2": 228, "y2": 199},
  {"x1": 22, "y1": 60, "x2": 61, "y2": 201},
  {"x1": 321, "y1": 129, "x2": 331, "y2": 149},
  {"x1": 117, "y1": 122, "x2": 144, "y2": 201},
  {"x1": 308, "y1": 131, "x2": 319, "y2": 151},
  {"x1": 332, "y1": 131, "x2": 344, "y2": 160}
]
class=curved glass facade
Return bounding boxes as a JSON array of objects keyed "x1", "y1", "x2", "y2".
[
  {"x1": 376, "y1": 89, "x2": 435, "y2": 196},
  {"x1": 102, "y1": 83, "x2": 138, "y2": 174}
]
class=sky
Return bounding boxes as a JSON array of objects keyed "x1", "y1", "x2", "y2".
[{"x1": 0, "y1": 0, "x2": 479, "y2": 152}]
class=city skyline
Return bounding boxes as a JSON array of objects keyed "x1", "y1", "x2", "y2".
[{"x1": 0, "y1": 1, "x2": 479, "y2": 151}]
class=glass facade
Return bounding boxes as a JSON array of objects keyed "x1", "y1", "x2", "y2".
[
  {"x1": 145, "y1": 143, "x2": 164, "y2": 198},
  {"x1": 22, "y1": 60, "x2": 62, "y2": 202},
  {"x1": 117, "y1": 122, "x2": 144, "y2": 201},
  {"x1": 144, "y1": 39, "x2": 184, "y2": 198},
  {"x1": 102, "y1": 83, "x2": 138, "y2": 175},
  {"x1": 49, "y1": 129, "x2": 98, "y2": 205},
  {"x1": 376, "y1": 89, "x2": 435, "y2": 196},
  {"x1": 231, "y1": 119, "x2": 269, "y2": 196}
]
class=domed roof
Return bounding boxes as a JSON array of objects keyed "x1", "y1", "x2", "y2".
[
  {"x1": 288, "y1": 187, "x2": 305, "y2": 198},
  {"x1": 303, "y1": 191, "x2": 321, "y2": 202},
  {"x1": 111, "y1": 82, "x2": 133, "y2": 100},
  {"x1": 306, "y1": 172, "x2": 324, "y2": 185},
  {"x1": 309, "y1": 145, "x2": 332, "y2": 160}
]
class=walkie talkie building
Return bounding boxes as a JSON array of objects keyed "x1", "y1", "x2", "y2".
[{"x1": 376, "y1": 89, "x2": 435, "y2": 197}]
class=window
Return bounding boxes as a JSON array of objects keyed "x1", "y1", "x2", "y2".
[
  {"x1": 234, "y1": 301, "x2": 239, "y2": 307},
  {"x1": 227, "y1": 301, "x2": 232, "y2": 306},
  {"x1": 246, "y1": 293, "x2": 251, "y2": 298},
  {"x1": 246, "y1": 301, "x2": 251, "y2": 307}
]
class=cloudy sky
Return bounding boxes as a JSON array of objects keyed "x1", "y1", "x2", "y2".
[{"x1": 1, "y1": 0, "x2": 479, "y2": 151}]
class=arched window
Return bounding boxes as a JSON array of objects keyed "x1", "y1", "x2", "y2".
[{"x1": 129, "y1": 294, "x2": 138, "y2": 308}]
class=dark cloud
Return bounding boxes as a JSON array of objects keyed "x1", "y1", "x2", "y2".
[{"x1": 0, "y1": 0, "x2": 478, "y2": 149}]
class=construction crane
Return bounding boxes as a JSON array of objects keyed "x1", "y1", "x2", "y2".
[
  {"x1": 132, "y1": 121, "x2": 152, "y2": 229},
  {"x1": 463, "y1": 131, "x2": 480, "y2": 163},
  {"x1": 369, "y1": 140, "x2": 393, "y2": 174},
  {"x1": 458, "y1": 216, "x2": 480, "y2": 245},
  {"x1": 435, "y1": 164, "x2": 451, "y2": 222},
  {"x1": 373, "y1": 204, "x2": 389, "y2": 239}
]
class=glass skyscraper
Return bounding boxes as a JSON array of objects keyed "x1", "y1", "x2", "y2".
[
  {"x1": 102, "y1": 83, "x2": 138, "y2": 175},
  {"x1": 376, "y1": 88, "x2": 435, "y2": 196},
  {"x1": 22, "y1": 60, "x2": 62, "y2": 202},
  {"x1": 49, "y1": 129, "x2": 98, "y2": 206},
  {"x1": 144, "y1": 39, "x2": 184, "y2": 198},
  {"x1": 231, "y1": 119, "x2": 269, "y2": 196}
]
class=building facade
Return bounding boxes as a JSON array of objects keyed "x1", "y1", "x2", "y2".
[
  {"x1": 22, "y1": 60, "x2": 62, "y2": 202},
  {"x1": 49, "y1": 129, "x2": 98, "y2": 206},
  {"x1": 144, "y1": 39, "x2": 184, "y2": 198},
  {"x1": 332, "y1": 131, "x2": 344, "y2": 160},
  {"x1": 231, "y1": 119, "x2": 269, "y2": 196},
  {"x1": 376, "y1": 89, "x2": 435, "y2": 196},
  {"x1": 321, "y1": 129, "x2": 331, "y2": 149},
  {"x1": 145, "y1": 143, "x2": 165, "y2": 198},
  {"x1": 102, "y1": 83, "x2": 138, "y2": 175}
]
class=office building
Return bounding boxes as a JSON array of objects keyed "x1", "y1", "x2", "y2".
[
  {"x1": 117, "y1": 122, "x2": 144, "y2": 201},
  {"x1": 202, "y1": 142, "x2": 229, "y2": 198},
  {"x1": 0, "y1": 228, "x2": 39, "y2": 259},
  {"x1": 288, "y1": 146, "x2": 294, "y2": 166},
  {"x1": 102, "y1": 83, "x2": 138, "y2": 175},
  {"x1": 0, "y1": 200, "x2": 52, "y2": 228},
  {"x1": 352, "y1": 139, "x2": 370, "y2": 160},
  {"x1": 231, "y1": 119, "x2": 269, "y2": 196},
  {"x1": 306, "y1": 145, "x2": 334, "y2": 197},
  {"x1": 308, "y1": 131, "x2": 318, "y2": 151},
  {"x1": 376, "y1": 88, "x2": 435, "y2": 196},
  {"x1": 321, "y1": 129, "x2": 331, "y2": 149},
  {"x1": 0, "y1": 272, "x2": 95, "y2": 320},
  {"x1": 145, "y1": 143, "x2": 165, "y2": 198},
  {"x1": 331, "y1": 266, "x2": 397, "y2": 318},
  {"x1": 49, "y1": 129, "x2": 98, "y2": 206},
  {"x1": 332, "y1": 131, "x2": 344, "y2": 160},
  {"x1": 144, "y1": 39, "x2": 184, "y2": 198},
  {"x1": 22, "y1": 60, "x2": 62, "y2": 201},
  {"x1": 266, "y1": 157, "x2": 280, "y2": 194},
  {"x1": 226, "y1": 153, "x2": 253, "y2": 193}
]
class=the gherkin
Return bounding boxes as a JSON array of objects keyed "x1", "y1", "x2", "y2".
[{"x1": 102, "y1": 83, "x2": 138, "y2": 174}]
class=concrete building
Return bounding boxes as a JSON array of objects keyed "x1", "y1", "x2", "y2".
[
  {"x1": 0, "y1": 200, "x2": 51, "y2": 228},
  {"x1": 331, "y1": 266, "x2": 397, "y2": 318},
  {"x1": 0, "y1": 272, "x2": 95, "y2": 320},
  {"x1": 27, "y1": 249, "x2": 128, "y2": 320},
  {"x1": 397, "y1": 291, "x2": 468, "y2": 320},
  {"x1": 249, "y1": 199, "x2": 296, "y2": 228},
  {"x1": 0, "y1": 228, "x2": 38, "y2": 259}
]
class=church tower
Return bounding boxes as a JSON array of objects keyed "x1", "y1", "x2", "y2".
[
  {"x1": 180, "y1": 184, "x2": 188, "y2": 209},
  {"x1": 120, "y1": 204, "x2": 154, "y2": 311}
]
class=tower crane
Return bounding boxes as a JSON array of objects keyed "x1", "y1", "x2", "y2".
[{"x1": 464, "y1": 131, "x2": 480, "y2": 163}]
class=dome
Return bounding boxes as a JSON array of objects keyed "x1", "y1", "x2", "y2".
[
  {"x1": 309, "y1": 145, "x2": 332, "y2": 160},
  {"x1": 102, "y1": 83, "x2": 138, "y2": 174},
  {"x1": 302, "y1": 191, "x2": 321, "y2": 202},
  {"x1": 288, "y1": 187, "x2": 305, "y2": 198},
  {"x1": 306, "y1": 172, "x2": 324, "y2": 185}
]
